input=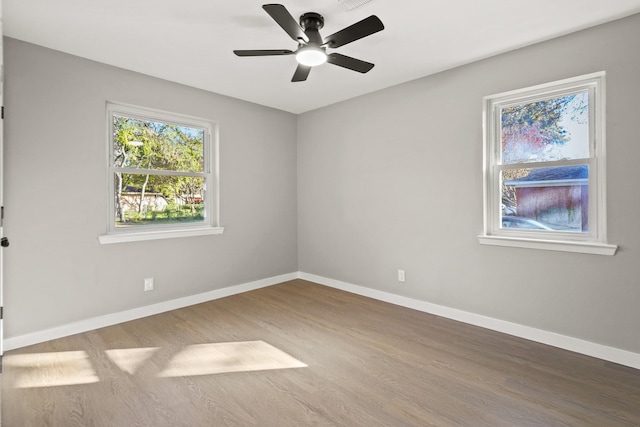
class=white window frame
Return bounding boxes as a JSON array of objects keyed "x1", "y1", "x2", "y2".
[
  {"x1": 479, "y1": 72, "x2": 616, "y2": 255},
  {"x1": 99, "y1": 102, "x2": 223, "y2": 244}
]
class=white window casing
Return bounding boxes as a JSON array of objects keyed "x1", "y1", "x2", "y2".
[
  {"x1": 479, "y1": 72, "x2": 616, "y2": 255},
  {"x1": 99, "y1": 102, "x2": 223, "y2": 244}
]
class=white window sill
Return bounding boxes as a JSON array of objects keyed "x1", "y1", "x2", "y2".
[
  {"x1": 478, "y1": 235, "x2": 617, "y2": 256},
  {"x1": 99, "y1": 227, "x2": 224, "y2": 244}
]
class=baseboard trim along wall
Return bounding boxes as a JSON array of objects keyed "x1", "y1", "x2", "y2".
[
  {"x1": 6, "y1": 271, "x2": 640, "y2": 370},
  {"x1": 3, "y1": 272, "x2": 299, "y2": 351},
  {"x1": 298, "y1": 272, "x2": 640, "y2": 370}
]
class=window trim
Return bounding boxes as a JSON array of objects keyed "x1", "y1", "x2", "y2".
[
  {"x1": 479, "y1": 72, "x2": 617, "y2": 255},
  {"x1": 99, "y1": 102, "x2": 223, "y2": 244}
]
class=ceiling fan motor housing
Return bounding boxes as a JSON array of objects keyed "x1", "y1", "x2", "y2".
[
  {"x1": 300, "y1": 12, "x2": 324, "y2": 31},
  {"x1": 300, "y1": 12, "x2": 324, "y2": 45}
]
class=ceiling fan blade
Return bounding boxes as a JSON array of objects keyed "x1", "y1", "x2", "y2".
[
  {"x1": 263, "y1": 4, "x2": 309, "y2": 43},
  {"x1": 323, "y1": 15, "x2": 384, "y2": 48},
  {"x1": 234, "y1": 49, "x2": 294, "y2": 56},
  {"x1": 327, "y1": 53, "x2": 374, "y2": 73},
  {"x1": 292, "y1": 64, "x2": 311, "y2": 82}
]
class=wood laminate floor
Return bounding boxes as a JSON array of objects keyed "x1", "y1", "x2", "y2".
[{"x1": 2, "y1": 279, "x2": 640, "y2": 426}]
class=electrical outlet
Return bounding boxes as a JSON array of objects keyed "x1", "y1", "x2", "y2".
[
  {"x1": 397, "y1": 269, "x2": 406, "y2": 283},
  {"x1": 144, "y1": 277, "x2": 154, "y2": 291}
]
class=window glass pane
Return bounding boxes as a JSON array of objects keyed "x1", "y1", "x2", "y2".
[
  {"x1": 114, "y1": 173, "x2": 205, "y2": 228},
  {"x1": 501, "y1": 165, "x2": 588, "y2": 232},
  {"x1": 500, "y1": 91, "x2": 589, "y2": 164},
  {"x1": 113, "y1": 114, "x2": 204, "y2": 172}
]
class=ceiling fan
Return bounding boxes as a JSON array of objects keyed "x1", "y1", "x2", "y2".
[{"x1": 233, "y1": 4, "x2": 384, "y2": 82}]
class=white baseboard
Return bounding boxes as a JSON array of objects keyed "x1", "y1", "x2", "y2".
[
  {"x1": 299, "y1": 272, "x2": 640, "y2": 370},
  {"x1": 4, "y1": 272, "x2": 298, "y2": 351},
  {"x1": 6, "y1": 271, "x2": 639, "y2": 370}
]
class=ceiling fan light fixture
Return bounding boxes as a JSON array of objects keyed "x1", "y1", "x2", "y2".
[
  {"x1": 234, "y1": 4, "x2": 384, "y2": 81},
  {"x1": 295, "y1": 46, "x2": 327, "y2": 67}
]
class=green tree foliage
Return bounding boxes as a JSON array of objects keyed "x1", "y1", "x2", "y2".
[{"x1": 113, "y1": 115, "x2": 205, "y2": 223}]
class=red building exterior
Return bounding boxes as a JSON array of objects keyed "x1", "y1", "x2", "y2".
[{"x1": 504, "y1": 165, "x2": 588, "y2": 232}]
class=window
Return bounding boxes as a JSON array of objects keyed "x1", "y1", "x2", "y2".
[
  {"x1": 99, "y1": 103, "x2": 222, "y2": 244},
  {"x1": 479, "y1": 72, "x2": 616, "y2": 255}
]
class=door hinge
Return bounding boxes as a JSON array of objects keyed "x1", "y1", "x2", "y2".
[
  {"x1": 0, "y1": 306, "x2": 3, "y2": 320},
  {"x1": 1, "y1": 206, "x2": 4, "y2": 226},
  {"x1": 1, "y1": 106, "x2": 4, "y2": 119}
]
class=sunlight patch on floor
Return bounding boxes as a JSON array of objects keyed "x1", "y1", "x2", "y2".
[
  {"x1": 158, "y1": 340, "x2": 308, "y2": 378},
  {"x1": 105, "y1": 347, "x2": 160, "y2": 375},
  {"x1": 4, "y1": 351, "x2": 99, "y2": 388},
  {"x1": 4, "y1": 341, "x2": 307, "y2": 388}
]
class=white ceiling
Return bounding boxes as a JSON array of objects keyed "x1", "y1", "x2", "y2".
[{"x1": 4, "y1": 0, "x2": 640, "y2": 114}]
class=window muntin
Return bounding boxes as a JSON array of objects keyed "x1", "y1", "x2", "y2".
[
  {"x1": 106, "y1": 103, "x2": 217, "y2": 235},
  {"x1": 481, "y1": 72, "x2": 614, "y2": 253}
]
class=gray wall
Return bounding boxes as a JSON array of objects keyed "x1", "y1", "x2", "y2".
[
  {"x1": 4, "y1": 13, "x2": 640, "y2": 355},
  {"x1": 3, "y1": 38, "x2": 298, "y2": 338},
  {"x1": 298, "y1": 14, "x2": 640, "y2": 353}
]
